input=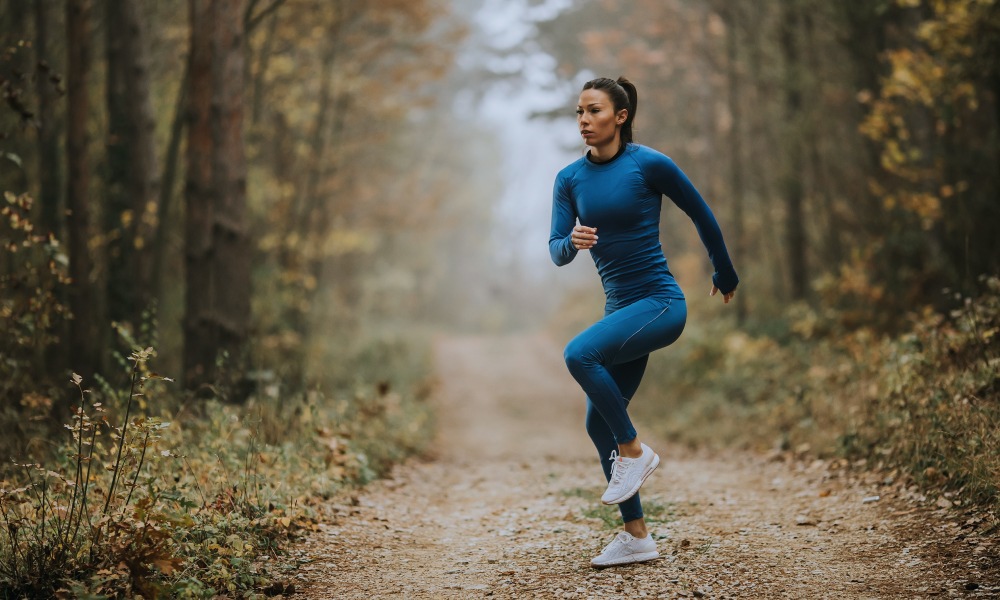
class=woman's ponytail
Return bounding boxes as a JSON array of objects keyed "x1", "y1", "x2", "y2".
[
  {"x1": 616, "y1": 76, "x2": 638, "y2": 145},
  {"x1": 582, "y1": 76, "x2": 639, "y2": 147}
]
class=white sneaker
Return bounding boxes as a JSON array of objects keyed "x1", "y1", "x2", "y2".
[
  {"x1": 591, "y1": 531, "x2": 660, "y2": 568},
  {"x1": 600, "y1": 443, "x2": 659, "y2": 505}
]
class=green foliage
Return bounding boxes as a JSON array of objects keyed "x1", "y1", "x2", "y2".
[{"x1": 635, "y1": 276, "x2": 1000, "y2": 508}]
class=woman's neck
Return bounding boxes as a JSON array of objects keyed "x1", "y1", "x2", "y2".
[
  {"x1": 588, "y1": 140, "x2": 625, "y2": 164},
  {"x1": 589, "y1": 134, "x2": 623, "y2": 162}
]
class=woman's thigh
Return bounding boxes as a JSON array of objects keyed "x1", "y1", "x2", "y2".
[{"x1": 573, "y1": 297, "x2": 687, "y2": 367}]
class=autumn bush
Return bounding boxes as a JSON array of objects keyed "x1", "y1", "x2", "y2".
[
  {"x1": 630, "y1": 276, "x2": 1000, "y2": 509},
  {"x1": 0, "y1": 332, "x2": 435, "y2": 598},
  {"x1": 0, "y1": 192, "x2": 70, "y2": 427}
]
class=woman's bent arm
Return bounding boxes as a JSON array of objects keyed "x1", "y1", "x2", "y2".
[{"x1": 549, "y1": 176, "x2": 579, "y2": 266}]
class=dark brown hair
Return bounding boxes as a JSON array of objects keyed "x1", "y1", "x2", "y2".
[{"x1": 582, "y1": 76, "x2": 638, "y2": 145}]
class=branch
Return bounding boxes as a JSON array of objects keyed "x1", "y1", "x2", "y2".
[{"x1": 245, "y1": 0, "x2": 286, "y2": 33}]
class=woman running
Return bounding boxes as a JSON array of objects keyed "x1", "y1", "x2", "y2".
[{"x1": 549, "y1": 76, "x2": 739, "y2": 568}]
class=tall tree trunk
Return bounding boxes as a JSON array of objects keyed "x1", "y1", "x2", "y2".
[
  {"x1": 105, "y1": 0, "x2": 135, "y2": 331},
  {"x1": 722, "y1": 3, "x2": 747, "y2": 323},
  {"x1": 66, "y1": 0, "x2": 98, "y2": 377},
  {"x1": 837, "y1": 0, "x2": 893, "y2": 238},
  {"x1": 745, "y1": 2, "x2": 786, "y2": 301},
  {"x1": 780, "y1": 1, "x2": 809, "y2": 300},
  {"x1": 105, "y1": 0, "x2": 161, "y2": 334},
  {"x1": 210, "y1": 0, "x2": 251, "y2": 372},
  {"x1": 35, "y1": 0, "x2": 62, "y2": 241},
  {"x1": 184, "y1": 0, "x2": 216, "y2": 387},
  {"x1": 35, "y1": 0, "x2": 66, "y2": 379},
  {"x1": 184, "y1": 0, "x2": 250, "y2": 389},
  {"x1": 802, "y1": 9, "x2": 842, "y2": 270},
  {"x1": 153, "y1": 58, "x2": 187, "y2": 304}
]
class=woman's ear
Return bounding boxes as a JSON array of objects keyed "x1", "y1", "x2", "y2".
[{"x1": 617, "y1": 109, "x2": 628, "y2": 125}]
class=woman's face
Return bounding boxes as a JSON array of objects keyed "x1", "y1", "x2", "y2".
[{"x1": 577, "y1": 88, "x2": 626, "y2": 148}]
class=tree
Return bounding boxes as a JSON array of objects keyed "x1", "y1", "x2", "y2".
[
  {"x1": 779, "y1": 0, "x2": 809, "y2": 300},
  {"x1": 34, "y1": 0, "x2": 62, "y2": 242},
  {"x1": 184, "y1": 0, "x2": 251, "y2": 388},
  {"x1": 105, "y1": 0, "x2": 160, "y2": 335},
  {"x1": 65, "y1": 0, "x2": 98, "y2": 377},
  {"x1": 717, "y1": 2, "x2": 748, "y2": 322}
]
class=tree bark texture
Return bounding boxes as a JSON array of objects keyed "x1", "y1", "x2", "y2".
[
  {"x1": 66, "y1": 0, "x2": 98, "y2": 377},
  {"x1": 184, "y1": 0, "x2": 250, "y2": 388},
  {"x1": 104, "y1": 0, "x2": 161, "y2": 332}
]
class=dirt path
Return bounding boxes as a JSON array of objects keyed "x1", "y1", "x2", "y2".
[{"x1": 295, "y1": 333, "x2": 997, "y2": 599}]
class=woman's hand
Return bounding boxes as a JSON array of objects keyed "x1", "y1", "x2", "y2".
[
  {"x1": 572, "y1": 225, "x2": 598, "y2": 250},
  {"x1": 710, "y1": 285, "x2": 736, "y2": 304}
]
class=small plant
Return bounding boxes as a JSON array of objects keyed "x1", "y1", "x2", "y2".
[
  {"x1": 0, "y1": 348, "x2": 174, "y2": 597},
  {"x1": 576, "y1": 488, "x2": 677, "y2": 530}
]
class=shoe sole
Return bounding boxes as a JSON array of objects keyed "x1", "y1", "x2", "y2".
[
  {"x1": 590, "y1": 550, "x2": 660, "y2": 569},
  {"x1": 601, "y1": 452, "x2": 659, "y2": 505}
]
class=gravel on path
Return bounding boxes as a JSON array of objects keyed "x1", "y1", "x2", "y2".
[{"x1": 293, "y1": 333, "x2": 998, "y2": 599}]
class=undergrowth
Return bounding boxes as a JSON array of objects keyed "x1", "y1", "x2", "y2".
[
  {"x1": 633, "y1": 275, "x2": 1000, "y2": 509},
  {"x1": 0, "y1": 335, "x2": 435, "y2": 598}
]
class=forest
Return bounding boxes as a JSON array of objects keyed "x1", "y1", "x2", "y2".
[{"x1": 0, "y1": 0, "x2": 997, "y2": 597}]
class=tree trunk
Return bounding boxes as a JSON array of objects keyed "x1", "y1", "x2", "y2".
[
  {"x1": 184, "y1": 0, "x2": 216, "y2": 387},
  {"x1": 209, "y1": 0, "x2": 251, "y2": 372},
  {"x1": 745, "y1": 3, "x2": 786, "y2": 301},
  {"x1": 803, "y1": 8, "x2": 842, "y2": 270},
  {"x1": 105, "y1": 0, "x2": 161, "y2": 334},
  {"x1": 837, "y1": 0, "x2": 894, "y2": 238},
  {"x1": 35, "y1": 0, "x2": 66, "y2": 379},
  {"x1": 722, "y1": 3, "x2": 747, "y2": 323},
  {"x1": 35, "y1": 0, "x2": 62, "y2": 241},
  {"x1": 153, "y1": 58, "x2": 187, "y2": 304},
  {"x1": 780, "y1": 1, "x2": 809, "y2": 300},
  {"x1": 184, "y1": 0, "x2": 250, "y2": 389},
  {"x1": 66, "y1": 0, "x2": 98, "y2": 377},
  {"x1": 105, "y1": 0, "x2": 135, "y2": 331}
]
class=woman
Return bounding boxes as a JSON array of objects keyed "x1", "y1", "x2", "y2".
[{"x1": 549, "y1": 76, "x2": 738, "y2": 568}]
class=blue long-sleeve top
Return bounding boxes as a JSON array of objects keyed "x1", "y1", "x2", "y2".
[{"x1": 549, "y1": 143, "x2": 738, "y2": 308}]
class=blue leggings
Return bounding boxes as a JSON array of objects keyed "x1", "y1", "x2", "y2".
[{"x1": 564, "y1": 295, "x2": 687, "y2": 523}]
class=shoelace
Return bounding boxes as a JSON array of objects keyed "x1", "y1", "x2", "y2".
[{"x1": 607, "y1": 450, "x2": 631, "y2": 484}]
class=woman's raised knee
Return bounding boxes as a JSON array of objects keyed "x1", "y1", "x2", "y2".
[{"x1": 563, "y1": 338, "x2": 594, "y2": 374}]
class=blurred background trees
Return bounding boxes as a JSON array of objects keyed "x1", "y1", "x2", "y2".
[
  {"x1": 1, "y1": 0, "x2": 474, "y2": 401},
  {"x1": 535, "y1": 0, "x2": 998, "y2": 331},
  {"x1": 0, "y1": 0, "x2": 997, "y2": 401}
]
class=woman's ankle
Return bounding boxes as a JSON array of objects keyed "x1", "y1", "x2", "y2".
[
  {"x1": 618, "y1": 438, "x2": 643, "y2": 458},
  {"x1": 623, "y1": 518, "x2": 648, "y2": 538}
]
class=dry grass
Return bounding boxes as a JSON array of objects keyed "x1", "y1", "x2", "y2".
[{"x1": 0, "y1": 334, "x2": 436, "y2": 598}]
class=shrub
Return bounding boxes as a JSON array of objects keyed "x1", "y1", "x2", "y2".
[{"x1": 634, "y1": 276, "x2": 1000, "y2": 509}]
